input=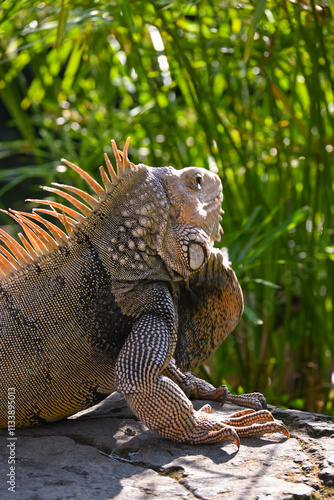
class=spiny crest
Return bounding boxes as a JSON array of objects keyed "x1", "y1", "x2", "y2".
[{"x1": 0, "y1": 137, "x2": 137, "y2": 280}]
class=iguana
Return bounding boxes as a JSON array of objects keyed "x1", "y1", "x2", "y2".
[{"x1": 0, "y1": 139, "x2": 289, "y2": 447}]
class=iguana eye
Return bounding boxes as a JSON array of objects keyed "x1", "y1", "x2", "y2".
[{"x1": 194, "y1": 174, "x2": 202, "y2": 189}]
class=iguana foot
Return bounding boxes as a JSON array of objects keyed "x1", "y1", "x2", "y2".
[
  {"x1": 164, "y1": 359, "x2": 267, "y2": 410},
  {"x1": 123, "y1": 375, "x2": 289, "y2": 448},
  {"x1": 175, "y1": 405, "x2": 289, "y2": 446}
]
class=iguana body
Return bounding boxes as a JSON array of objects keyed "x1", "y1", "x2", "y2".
[{"x1": 0, "y1": 139, "x2": 288, "y2": 446}]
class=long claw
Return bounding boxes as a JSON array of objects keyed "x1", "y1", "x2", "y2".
[
  {"x1": 279, "y1": 424, "x2": 290, "y2": 438},
  {"x1": 234, "y1": 434, "x2": 241, "y2": 449}
]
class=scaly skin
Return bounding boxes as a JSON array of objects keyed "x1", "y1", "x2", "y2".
[
  {"x1": 164, "y1": 358, "x2": 267, "y2": 411},
  {"x1": 0, "y1": 139, "x2": 289, "y2": 447}
]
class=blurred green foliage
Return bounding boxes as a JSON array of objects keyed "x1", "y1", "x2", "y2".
[{"x1": 0, "y1": 0, "x2": 333, "y2": 414}]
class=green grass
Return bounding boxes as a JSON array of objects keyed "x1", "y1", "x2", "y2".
[{"x1": 0, "y1": 0, "x2": 333, "y2": 414}]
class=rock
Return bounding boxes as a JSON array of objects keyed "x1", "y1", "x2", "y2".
[
  {"x1": 1, "y1": 393, "x2": 333, "y2": 499},
  {"x1": 319, "y1": 467, "x2": 334, "y2": 487}
]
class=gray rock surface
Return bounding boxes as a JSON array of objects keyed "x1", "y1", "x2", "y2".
[{"x1": 1, "y1": 393, "x2": 333, "y2": 499}]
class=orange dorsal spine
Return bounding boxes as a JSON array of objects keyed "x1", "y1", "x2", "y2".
[{"x1": 0, "y1": 138, "x2": 139, "y2": 279}]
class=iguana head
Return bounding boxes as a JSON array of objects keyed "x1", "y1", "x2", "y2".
[
  {"x1": 155, "y1": 165, "x2": 223, "y2": 277},
  {"x1": 0, "y1": 137, "x2": 223, "y2": 282}
]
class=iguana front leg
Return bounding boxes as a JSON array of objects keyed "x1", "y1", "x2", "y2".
[
  {"x1": 164, "y1": 358, "x2": 267, "y2": 411},
  {"x1": 115, "y1": 312, "x2": 288, "y2": 446},
  {"x1": 115, "y1": 312, "x2": 241, "y2": 445}
]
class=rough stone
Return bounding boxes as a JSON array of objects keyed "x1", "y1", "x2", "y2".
[{"x1": 1, "y1": 393, "x2": 333, "y2": 499}]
